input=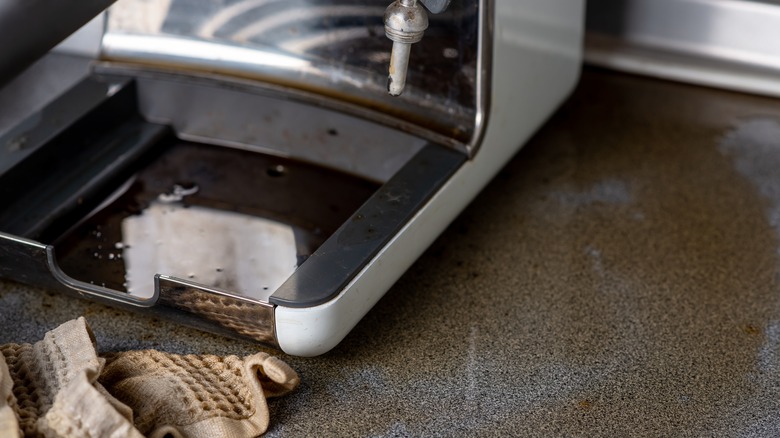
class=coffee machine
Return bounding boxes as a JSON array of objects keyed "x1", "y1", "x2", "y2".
[{"x1": 0, "y1": 0, "x2": 583, "y2": 356}]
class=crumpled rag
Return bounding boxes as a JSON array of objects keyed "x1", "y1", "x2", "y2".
[{"x1": 0, "y1": 317, "x2": 298, "y2": 438}]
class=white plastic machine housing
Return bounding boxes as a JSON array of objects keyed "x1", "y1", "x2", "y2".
[{"x1": 276, "y1": 0, "x2": 584, "y2": 356}]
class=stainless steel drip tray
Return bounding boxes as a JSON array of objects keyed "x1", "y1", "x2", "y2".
[
  {"x1": 53, "y1": 140, "x2": 378, "y2": 301},
  {"x1": 0, "y1": 73, "x2": 465, "y2": 348}
]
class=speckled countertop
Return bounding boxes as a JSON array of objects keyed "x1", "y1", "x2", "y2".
[{"x1": 4, "y1": 67, "x2": 780, "y2": 436}]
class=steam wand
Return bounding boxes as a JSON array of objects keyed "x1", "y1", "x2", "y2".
[{"x1": 384, "y1": 0, "x2": 452, "y2": 96}]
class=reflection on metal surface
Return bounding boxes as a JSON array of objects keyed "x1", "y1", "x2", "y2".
[
  {"x1": 103, "y1": 34, "x2": 311, "y2": 71},
  {"x1": 103, "y1": 0, "x2": 485, "y2": 148},
  {"x1": 157, "y1": 276, "x2": 277, "y2": 346},
  {"x1": 0, "y1": 232, "x2": 62, "y2": 292},
  {"x1": 123, "y1": 202, "x2": 298, "y2": 300},
  {"x1": 116, "y1": 71, "x2": 428, "y2": 180},
  {"x1": 0, "y1": 231, "x2": 278, "y2": 345},
  {"x1": 0, "y1": 232, "x2": 155, "y2": 307}
]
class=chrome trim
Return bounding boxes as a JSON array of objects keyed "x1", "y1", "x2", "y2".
[
  {"x1": 156, "y1": 275, "x2": 278, "y2": 347},
  {"x1": 0, "y1": 231, "x2": 280, "y2": 346},
  {"x1": 0, "y1": 231, "x2": 155, "y2": 307},
  {"x1": 467, "y1": 0, "x2": 493, "y2": 156},
  {"x1": 586, "y1": 0, "x2": 780, "y2": 98}
]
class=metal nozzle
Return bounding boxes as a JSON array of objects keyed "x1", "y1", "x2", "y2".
[{"x1": 384, "y1": 0, "x2": 428, "y2": 96}]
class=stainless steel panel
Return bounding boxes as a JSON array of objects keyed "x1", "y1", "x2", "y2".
[
  {"x1": 101, "y1": 0, "x2": 489, "y2": 150},
  {"x1": 117, "y1": 70, "x2": 428, "y2": 182}
]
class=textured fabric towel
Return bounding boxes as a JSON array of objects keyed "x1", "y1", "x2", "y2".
[
  {"x1": 99, "y1": 350, "x2": 299, "y2": 438},
  {"x1": 0, "y1": 318, "x2": 141, "y2": 438},
  {"x1": 0, "y1": 318, "x2": 299, "y2": 437}
]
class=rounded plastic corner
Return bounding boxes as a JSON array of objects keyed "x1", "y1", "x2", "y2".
[{"x1": 275, "y1": 303, "x2": 352, "y2": 357}]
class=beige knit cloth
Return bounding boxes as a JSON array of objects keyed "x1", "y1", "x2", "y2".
[{"x1": 0, "y1": 318, "x2": 299, "y2": 438}]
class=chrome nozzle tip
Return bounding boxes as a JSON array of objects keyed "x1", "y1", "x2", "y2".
[{"x1": 387, "y1": 75, "x2": 404, "y2": 96}]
